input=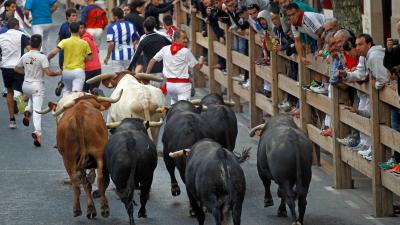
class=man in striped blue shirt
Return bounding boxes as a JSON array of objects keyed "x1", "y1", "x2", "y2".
[{"x1": 104, "y1": 7, "x2": 140, "y2": 71}]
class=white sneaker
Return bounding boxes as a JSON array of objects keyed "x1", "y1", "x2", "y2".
[
  {"x1": 241, "y1": 80, "x2": 250, "y2": 89},
  {"x1": 358, "y1": 146, "x2": 371, "y2": 156},
  {"x1": 9, "y1": 120, "x2": 16, "y2": 129},
  {"x1": 278, "y1": 101, "x2": 291, "y2": 112},
  {"x1": 310, "y1": 85, "x2": 328, "y2": 94}
]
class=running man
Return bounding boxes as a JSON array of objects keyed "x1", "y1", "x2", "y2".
[
  {"x1": 146, "y1": 30, "x2": 204, "y2": 104},
  {"x1": 47, "y1": 22, "x2": 92, "y2": 96},
  {"x1": 15, "y1": 34, "x2": 62, "y2": 146}
]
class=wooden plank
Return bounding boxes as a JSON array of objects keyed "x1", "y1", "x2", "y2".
[
  {"x1": 213, "y1": 41, "x2": 227, "y2": 59},
  {"x1": 196, "y1": 14, "x2": 207, "y2": 22},
  {"x1": 232, "y1": 51, "x2": 250, "y2": 71},
  {"x1": 233, "y1": 82, "x2": 250, "y2": 102},
  {"x1": 380, "y1": 125, "x2": 400, "y2": 153},
  {"x1": 379, "y1": 84, "x2": 400, "y2": 108},
  {"x1": 381, "y1": 170, "x2": 400, "y2": 197},
  {"x1": 181, "y1": 6, "x2": 191, "y2": 14},
  {"x1": 339, "y1": 104, "x2": 371, "y2": 136},
  {"x1": 305, "y1": 54, "x2": 329, "y2": 76},
  {"x1": 200, "y1": 64, "x2": 210, "y2": 75},
  {"x1": 277, "y1": 51, "x2": 298, "y2": 63},
  {"x1": 255, "y1": 93, "x2": 274, "y2": 115},
  {"x1": 341, "y1": 146, "x2": 373, "y2": 178},
  {"x1": 305, "y1": 89, "x2": 332, "y2": 115},
  {"x1": 307, "y1": 124, "x2": 334, "y2": 155},
  {"x1": 214, "y1": 69, "x2": 228, "y2": 88},
  {"x1": 293, "y1": 116, "x2": 301, "y2": 128},
  {"x1": 343, "y1": 81, "x2": 371, "y2": 94},
  {"x1": 278, "y1": 73, "x2": 300, "y2": 98},
  {"x1": 255, "y1": 65, "x2": 272, "y2": 82},
  {"x1": 231, "y1": 30, "x2": 249, "y2": 40},
  {"x1": 196, "y1": 32, "x2": 208, "y2": 48},
  {"x1": 255, "y1": 34, "x2": 263, "y2": 47}
]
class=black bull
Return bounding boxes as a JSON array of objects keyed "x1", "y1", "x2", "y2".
[
  {"x1": 103, "y1": 118, "x2": 158, "y2": 225},
  {"x1": 254, "y1": 115, "x2": 312, "y2": 225},
  {"x1": 185, "y1": 139, "x2": 245, "y2": 225}
]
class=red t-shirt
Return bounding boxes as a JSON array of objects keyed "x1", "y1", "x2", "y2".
[
  {"x1": 344, "y1": 51, "x2": 357, "y2": 70},
  {"x1": 81, "y1": 32, "x2": 101, "y2": 71}
]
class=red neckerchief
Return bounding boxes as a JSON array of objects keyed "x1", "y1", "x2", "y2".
[
  {"x1": 292, "y1": 10, "x2": 304, "y2": 26},
  {"x1": 167, "y1": 26, "x2": 177, "y2": 37},
  {"x1": 170, "y1": 42, "x2": 185, "y2": 55}
]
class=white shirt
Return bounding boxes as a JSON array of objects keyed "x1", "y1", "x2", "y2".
[
  {"x1": 153, "y1": 45, "x2": 198, "y2": 79},
  {"x1": 0, "y1": 29, "x2": 30, "y2": 68},
  {"x1": 291, "y1": 12, "x2": 326, "y2": 40},
  {"x1": 16, "y1": 50, "x2": 49, "y2": 82}
]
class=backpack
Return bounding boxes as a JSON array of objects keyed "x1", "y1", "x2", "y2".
[{"x1": 86, "y1": 7, "x2": 108, "y2": 29}]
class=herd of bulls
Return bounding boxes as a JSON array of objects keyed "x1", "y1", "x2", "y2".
[{"x1": 38, "y1": 71, "x2": 313, "y2": 225}]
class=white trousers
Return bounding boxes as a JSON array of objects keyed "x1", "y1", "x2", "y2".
[
  {"x1": 86, "y1": 28, "x2": 103, "y2": 47},
  {"x1": 32, "y1": 24, "x2": 53, "y2": 54},
  {"x1": 358, "y1": 91, "x2": 371, "y2": 146},
  {"x1": 167, "y1": 82, "x2": 192, "y2": 105},
  {"x1": 62, "y1": 68, "x2": 85, "y2": 96},
  {"x1": 111, "y1": 60, "x2": 131, "y2": 72},
  {"x1": 324, "y1": 84, "x2": 332, "y2": 127},
  {"x1": 22, "y1": 81, "x2": 44, "y2": 134}
]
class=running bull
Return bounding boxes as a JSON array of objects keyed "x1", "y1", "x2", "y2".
[
  {"x1": 104, "y1": 118, "x2": 163, "y2": 225},
  {"x1": 86, "y1": 71, "x2": 165, "y2": 142},
  {"x1": 38, "y1": 90, "x2": 123, "y2": 219},
  {"x1": 169, "y1": 139, "x2": 246, "y2": 225},
  {"x1": 249, "y1": 115, "x2": 312, "y2": 225}
]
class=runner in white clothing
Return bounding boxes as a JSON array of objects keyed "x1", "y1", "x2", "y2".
[
  {"x1": 15, "y1": 34, "x2": 62, "y2": 147},
  {"x1": 146, "y1": 29, "x2": 205, "y2": 105}
]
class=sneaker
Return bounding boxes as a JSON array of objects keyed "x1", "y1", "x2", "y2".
[
  {"x1": 388, "y1": 164, "x2": 400, "y2": 173},
  {"x1": 310, "y1": 85, "x2": 328, "y2": 94},
  {"x1": 358, "y1": 146, "x2": 371, "y2": 157},
  {"x1": 278, "y1": 101, "x2": 291, "y2": 112},
  {"x1": 2, "y1": 88, "x2": 6, "y2": 97},
  {"x1": 9, "y1": 119, "x2": 16, "y2": 129},
  {"x1": 32, "y1": 131, "x2": 42, "y2": 147},
  {"x1": 320, "y1": 128, "x2": 332, "y2": 136},
  {"x1": 55, "y1": 81, "x2": 64, "y2": 97},
  {"x1": 23, "y1": 111, "x2": 32, "y2": 127},
  {"x1": 241, "y1": 80, "x2": 250, "y2": 89},
  {"x1": 310, "y1": 80, "x2": 319, "y2": 87},
  {"x1": 364, "y1": 152, "x2": 372, "y2": 161},
  {"x1": 16, "y1": 95, "x2": 25, "y2": 113},
  {"x1": 337, "y1": 136, "x2": 359, "y2": 147},
  {"x1": 379, "y1": 158, "x2": 396, "y2": 170},
  {"x1": 351, "y1": 143, "x2": 368, "y2": 151}
]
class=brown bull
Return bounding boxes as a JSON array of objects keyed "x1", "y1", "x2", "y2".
[{"x1": 48, "y1": 91, "x2": 122, "y2": 219}]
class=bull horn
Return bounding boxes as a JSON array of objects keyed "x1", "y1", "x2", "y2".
[
  {"x1": 201, "y1": 105, "x2": 208, "y2": 112},
  {"x1": 224, "y1": 100, "x2": 236, "y2": 106},
  {"x1": 190, "y1": 99, "x2": 201, "y2": 105},
  {"x1": 249, "y1": 124, "x2": 265, "y2": 137},
  {"x1": 86, "y1": 73, "x2": 117, "y2": 84},
  {"x1": 169, "y1": 149, "x2": 191, "y2": 158},
  {"x1": 149, "y1": 118, "x2": 164, "y2": 127},
  {"x1": 106, "y1": 121, "x2": 122, "y2": 129},
  {"x1": 35, "y1": 106, "x2": 52, "y2": 114},
  {"x1": 156, "y1": 106, "x2": 169, "y2": 113},
  {"x1": 97, "y1": 89, "x2": 123, "y2": 103},
  {"x1": 134, "y1": 73, "x2": 163, "y2": 82},
  {"x1": 52, "y1": 100, "x2": 76, "y2": 117}
]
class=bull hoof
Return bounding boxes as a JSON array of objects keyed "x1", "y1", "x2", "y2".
[
  {"x1": 86, "y1": 205, "x2": 97, "y2": 219},
  {"x1": 73, "y1": 209, "x2": 82, "y2": 217},
  {"x1": 92, "y1": 190, "x2": 100, "y2": 198},
  {"x1": 101, "y1": 204, "x2": 110, "y2": 218},
  {"x1": 277, "y1": 209, "x2": 288, "y2": 217},
  {"x1": 264, "y1": 198, "x2": 274, "y2": 207},
  {"x1": 171, "y1": 183, "x2": 181, "y2": 196},
  {"x1": 138, "y1": 208, "x2": 147, "y2": 218},
  {"x1": 189, "y1": 208, "x2": 196, "y2": 217}
]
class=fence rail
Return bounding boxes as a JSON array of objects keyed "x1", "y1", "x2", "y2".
[{"x1": 175, "y1": 4, "x2": 400, "y2": 217}]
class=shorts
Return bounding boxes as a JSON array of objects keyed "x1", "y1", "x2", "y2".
[{"x1": 1, "y1": 68, "x2": 24, "y2": 92}]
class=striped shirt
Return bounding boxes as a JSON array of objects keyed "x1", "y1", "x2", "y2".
[
  {"x1": 291, "y1": 12, "x2": 326, "y2": 40},
  {"x1": 106, "y1": 20, "x2": 140, "y2": 61}
]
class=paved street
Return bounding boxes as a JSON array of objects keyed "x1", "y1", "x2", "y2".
[{"x1": 0, "y1": 5, "x2": 399, "y2": 225}]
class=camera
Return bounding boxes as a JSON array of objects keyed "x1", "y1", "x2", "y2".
[{"x1": 393, "y1": 39, "x2": 399, "y2": 45}]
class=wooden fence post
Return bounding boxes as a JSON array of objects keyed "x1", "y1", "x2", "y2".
[
  {"x1": 270, "y1": 51, "x2": 279, "y2": 116},
  {"x1": 225, "y1": 27, "x2": 241, "y2": 113},
  {"x1": 191, "y1": 13, "x2": 206, "y2": 88},
  {"x1": 207, "y1": 22, "x2": 220, "y2": 94}
]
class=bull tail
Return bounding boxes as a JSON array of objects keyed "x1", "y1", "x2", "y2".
[
  {"x1": 233, "y1": 147, "x2": 251, "y2": 163},
  {"x1": 77, "y1": 116, "x2": 88, "y2": 170},
  {"x1": 124, "y1": 136, "x2": 137, "y2": 200},
  {"x1": 217, "y1": 148, "x2": 233, "y2": 223}
]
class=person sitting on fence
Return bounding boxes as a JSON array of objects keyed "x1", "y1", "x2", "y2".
[{"x1": 146, "y1": 29, "x2": 205, "y2": 104}]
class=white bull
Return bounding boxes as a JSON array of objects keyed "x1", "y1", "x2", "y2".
[{"x1": 86, "y1": 71, "x2": 165, "y2": 142}]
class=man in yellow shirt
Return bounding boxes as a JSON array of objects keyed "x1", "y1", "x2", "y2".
[{"x1": 48, "y1": 22, "x2": 92, "y2": 96}]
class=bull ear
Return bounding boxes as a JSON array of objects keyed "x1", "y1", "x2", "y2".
[
  {"x1": 48, "y1": 102, "x2": 57, "y2": 111},
  {"x1": 98, "y1": 102, "x2": 112, "y2": 111}
]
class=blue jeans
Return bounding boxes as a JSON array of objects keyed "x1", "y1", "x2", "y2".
[
  {"x1": 233, "y1": 36, "x2": 248, "y2": 55},
  {"x1": 390, "y1": 106, "x2": 400, "y2": 162}
]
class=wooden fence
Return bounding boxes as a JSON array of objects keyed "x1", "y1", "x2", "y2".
[{"x1": 175, "y1": 4, "x2": 400, "y2": 217}]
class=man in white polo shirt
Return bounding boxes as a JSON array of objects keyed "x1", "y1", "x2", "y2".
[
  {"x1": 286, "y1": 2, "x2": 326, "y2": 64},
  {"x1": 146, "y1": 29, "x2": 204, "y2": 104}
]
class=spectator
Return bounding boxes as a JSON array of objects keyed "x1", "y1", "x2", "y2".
[
  {"x1": 47, "y1": 22, "x2": 92, "y2": 96},
  {"x1": 163, "y1": 15, "x2": 177, "y2": 40},
  {"x1": 125, "y1": 0, "x2": 145, "y2": 36},
  {"x1": 128, "y1": 16, "x2": 171, "y2": 87},
  {"x1": 0, "y1": 0, "x2": 30, "y2": 34},
  {"x1": 145, "y1": 0, "x2": 178, "y2": 30},
  {"x1": 0, "y1": 18, "x2": 30, "y2": 129},
  {"x1": 24, "y1": 0, "x2": 57, "y2": 53},
  {"x1": 79, "y1": 21, "x2": 102, "y2": 94},
  {"x1": 146, "y1": 30, "x2": 205, "y2": 104},
  {"x1": 81, "y1": 0, "x2": 108, "y2": 47},
  {"x1": 58, "y1": 8, "x2": 77, "y2": 70},
  {"x1": 104, "y1": 7, "x2": 140, "y2": 71},
  {"x1": 14, "y1": 34, "x2": 61, "y2": 146},
  {"x1": 278, "y1": 0, "x2": 315, "y2": 34},
  {"x1": 122, "y1": 3, "x2": 130, "y2": 17}
]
